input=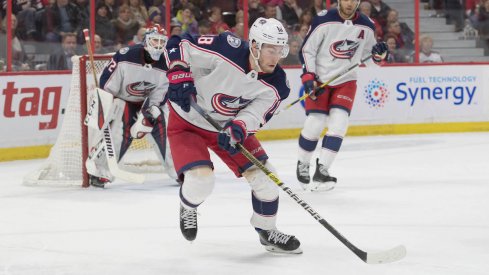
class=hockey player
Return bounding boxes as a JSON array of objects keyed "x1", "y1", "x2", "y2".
[
  {"x1": 86, "y1": 24, "x2": 177, "y2": 188},
  {"x1": 165, "y1": 18, "x2": 301, "y2": 254},
  {"x1": 296, "y1": 0, "x2": 388, "y2": 191}
]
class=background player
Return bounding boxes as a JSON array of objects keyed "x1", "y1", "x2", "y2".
[
  {"x1": 296, "y1": 0, "x2": 388, "y2": 191},
  {"x1": 86, "y1": 25, "x2": 177, "y2": 188},
  {"x1": 165, "y1": 18, "x2": 301, "y2": 254}
]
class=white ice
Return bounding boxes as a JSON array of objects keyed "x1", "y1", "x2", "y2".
[{"x1": 1, "y1": 132, "x2": 488, "y2": 275}]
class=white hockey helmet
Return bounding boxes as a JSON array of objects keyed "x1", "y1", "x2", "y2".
[
  {"x1": 249, "y1": 17, "x2": 289, "y2": 58},
  {"x1": 144, "y1": 24, "x2": 168, "y2": 61}
]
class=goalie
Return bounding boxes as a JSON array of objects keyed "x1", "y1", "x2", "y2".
[{"x1": 85, "y1": 24, "x2": 177, "y2": 188}]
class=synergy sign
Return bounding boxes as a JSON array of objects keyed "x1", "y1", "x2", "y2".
[{"x1": 353, "y1": 65, "x2": 485, "y2": 124}]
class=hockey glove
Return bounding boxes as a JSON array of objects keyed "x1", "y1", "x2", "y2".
[
  {"x1": 371, "y1": 41, "x2": 389, "y2": 63},
  {"x1": 130, "y1": 105, "x2": 162, "y2": 139},
  {"x1": 301, "y1": 72, "x2": 316, "y2": 94},
  {"x1": 217, "y1": 120, "x2": 247, "y2": 155},
  {"x1": 167, "y1": 61, "x2": 197, "y2": 112}
]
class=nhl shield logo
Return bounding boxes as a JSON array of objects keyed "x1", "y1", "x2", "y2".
[{"x1": 227, "y1": 35, "x2": 241, "y2": 48}]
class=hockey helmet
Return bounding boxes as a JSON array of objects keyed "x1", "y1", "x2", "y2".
[
  {"x1": 249, "y1": 17, "x2": 289, "y2": 58},
  {"x1": 144, "y1": 24, "x2": 168, "y2": 61}
]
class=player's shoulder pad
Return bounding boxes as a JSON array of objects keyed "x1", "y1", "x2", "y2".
[
  {"x1": 112, "y1": 43, "x2": 145, "y2": 63},
  {"x1": 260, "y1": 66, "x2": 290, "y2": 101},
  {"x1": 354, "y1": 13, "x2": 376, "y2": 32}
]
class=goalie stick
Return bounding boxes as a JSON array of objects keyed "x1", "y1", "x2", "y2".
[
  {"x1": 83, "y1": 29, "x2": 145, "y2": 184},
  {"x1": 274, "y1": 54, "x2": 373, "y2": 115},
  {"x1": 190, "y1": 99, "x2": 406, "y2": 264}
]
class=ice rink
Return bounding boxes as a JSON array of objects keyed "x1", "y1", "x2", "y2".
[{"x1": 1, "y1": 132, "x2": 488, "y2": 275}]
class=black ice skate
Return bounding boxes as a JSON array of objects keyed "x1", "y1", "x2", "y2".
[
  {"x1": 180, "y1": 204, "x2": 197, "y2": 241},
  {"x1": 89, "y1": 175, "x2": 110, "y2": 188},
  {"x1": 296, "y1": 160, "x2": 311, "y2": 188},
  {"x1": 257, "y1": 229, "x2": 302, "y2": 254},
  {"x1": 312, "y1": 159, "x2": 337, "y2": 192}
]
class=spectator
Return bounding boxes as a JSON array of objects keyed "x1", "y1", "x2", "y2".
[
  {"x1": 280, "y1": 35, "x2": 301, "y2": 65},
  {"x1": 198, "y1": 19, "x2": 211, "y2": 35},
  {"x1": 47, "y1": 32, "x2": 77, "y2": 70},
  {"x1": 101, "y1": 0, "x2": 118, "y2": 19},
  {"x1": 478, "y1": 0, "x2": 489, "y2": 49},
  {"x1": 128, "y1": 27, "x2": 146, "y2": 45},
  {"x1": 43, "y1": 0, "x2": 82, "y2": 42},
  {"x1": 169, "y1": 21, "x2": 182, "y2": 36},
  {"x1": 445, "y1": 0, "x2": 464, "y2": 31},
  {"x1": 94, "y1": 34, "x2": 110, "y2": 54},
  {"x1": 209, "y1": 6, "x2": 230, "y2": 34},
  {"x1": 128, "y1": 0, "x2": 148, "y2": 27},
  {"x1": 298, "y1": 9, "x2": 313, "y2": 26},
  {"x1": 384, "y1": 9, "x2": 414, "y2": 44},
  {"x1": 13, "y1": 0, "x2": 40, "y2": 40},
  {"x1": 233, "y1": 22, "x2": 245, "y2": 39},
  {"x1": 95, "y1": 3, "x2": 116, "y2": 47},
  {"x1": 146, "y1": 7, "x2": 162, "y2": 28},
  {"x1": 0, "y1": 14, "x2": 30, "y2": 71},
  {"x1": 369, "y1": 0, "x2": 391, "y2": 28},
  {"x1": 385, "y1": 33, "x2": 407, "y2": 63},
  {"x1": 281, "y1": 0, "x2": 302, "y2": 28},
  {"x1": 419, "y1": 35, "x2": 444, "y2": 62},
  {"x1": 297, "y1": 23, "x2": 309, "y2": 41},
  {"x1": 148, "y1": 0, "x2": 165, "y2": 25},
  {"x1": 171, "y1": 5, "x2": 198, "y2": 35},
  {"x1": 112, "y1": 4, "x2": 140, "y2": 45},
  {"x1": 248, "y1": 0, "x2": 265, "y2": 27},
  {"x1": 264, "y1": 3, "x2": 278, "y2": 19},
  {"x1": 359, "y1": 1, "x2": 383, "y2": 41},
  {"x1": 310, "y1": 0, "x2": 325, "y2": 17},
  {"x1": 386, "y1": 20, "x2": 414, "y2": 51}
]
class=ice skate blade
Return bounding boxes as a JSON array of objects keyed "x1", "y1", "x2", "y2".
[
  {"x1": 310, "y1": 181, "x2": 336, "y2": 192},
  {"x1": 263, "y1": 245, "x2": 303, "y2": 254}
]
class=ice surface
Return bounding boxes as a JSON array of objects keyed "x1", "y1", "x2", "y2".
[{"x1": 1, "y1": 132, "x2": 488, "y2": 275}]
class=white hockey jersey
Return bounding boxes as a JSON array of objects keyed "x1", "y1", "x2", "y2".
[
  {"x1": 300, "y1": 8, "x2": 378, "y2": 86},
  {"x1": 100, "y1": 44, "x2": 169, "y2": 106},
  {"x1": 166, "y1": 32, "x2": 290, "y2": 134}
]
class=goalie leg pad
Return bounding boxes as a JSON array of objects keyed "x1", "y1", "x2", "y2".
[
  {"x1": 180, "y1": 166, "x2": 215, "y2": 207},
  {"x1": 244, "y1": 162, "x2": 279, "y2": 230}
]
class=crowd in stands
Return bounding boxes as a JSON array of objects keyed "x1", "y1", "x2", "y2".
[{"x1": 2, "y1": 0, "x2": 489, "y2": 71}]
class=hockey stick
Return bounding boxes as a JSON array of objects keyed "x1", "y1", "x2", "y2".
[
  {"x1": 83, "y1": 29, "x2": 145, "y2": 184},
  {"x1": 190, "y1": 99, "x2": 406, "y2": 264},
  {"x1": 274, "y1": 54, "x2": 373, "y2": 115}
]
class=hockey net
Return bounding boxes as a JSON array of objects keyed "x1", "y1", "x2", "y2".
[{"x1": 24, "y1": 55, "x2": 163, "y2": 187}]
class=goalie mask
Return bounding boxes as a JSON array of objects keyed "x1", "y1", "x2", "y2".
[{"x1": 144, "y1": 24, "x2": 168, "y2": 61}]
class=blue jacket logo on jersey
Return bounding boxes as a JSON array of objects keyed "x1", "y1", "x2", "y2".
[
  {"x1": 329, "y1": 40, "x2": 360, "y2": 59},
  {"x1": 211, "y1": 93, "x2": 251, "y2": 116},
  {"x1": 126, "y1": 81, "x2": 157, "y2": 96}
]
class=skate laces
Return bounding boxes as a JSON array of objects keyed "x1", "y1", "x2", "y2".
[
  {"x1": 266, "y1": 230, "x2": 292, "y2": 244},
  {"x1": 297, "y1": 161, "x2": 310, "y2": 176},
  {"x1": 317, "y1": 163, "x2": 330, "y2": 176},
  {"x1": 181, "y1": 207, "x2": 197, "y2": 229}
]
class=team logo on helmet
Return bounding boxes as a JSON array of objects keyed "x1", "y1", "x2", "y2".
[
  {"x1": 126, "y1": 81, "x2": 157, "y2": 97},
  {"x1": 329, "y1": 40, "x2": 360, "y2": 59},
  {"x1": 227, "y1": 35, "x2": 241, "y2": 48},
  {"x1": 211, "y1": 93, "x2": 252, "y2": 116},
  {"x1": 259, "y1": 19, "x2": 267, "y2": 25}
]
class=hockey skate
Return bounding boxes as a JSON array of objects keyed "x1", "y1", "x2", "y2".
[
  {"x1": 311, "y1": 159, "x2": 337, "y2": 192},
  {"x1": 296, "y1": 161, "x2": 311, "y2": 190},
  {"x1": 89, "y1": 175, "x2": 110, "y2": 188},
  {"x1": 180, "y1": 204, "x2": 197, "y2": 241},
  {"x1": 257, "y1": 229, "x2": 302, "y2": 254}
]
